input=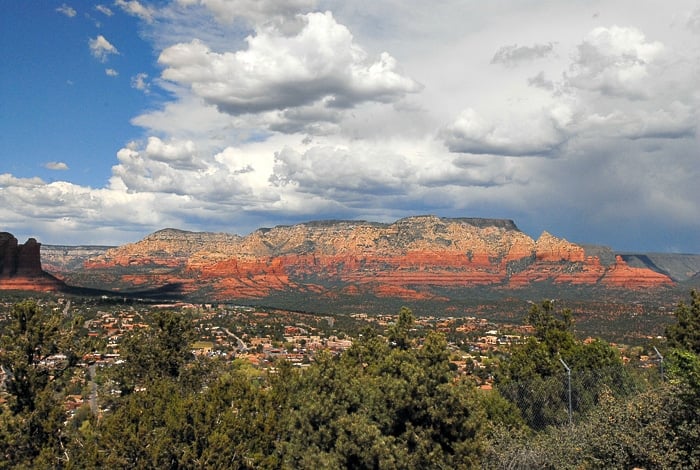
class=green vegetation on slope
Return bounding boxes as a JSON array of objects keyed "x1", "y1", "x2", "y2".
[{"x1": 0, "y1": 292, "x2": 699, "y2": 468}]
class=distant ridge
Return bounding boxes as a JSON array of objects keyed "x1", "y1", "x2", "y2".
[
  {"x1": 618, "y1": 253, "x2": 700, "y2": 282},
  {"x1": 35, "y1": 215, "x2": 688, "y2": 307}
]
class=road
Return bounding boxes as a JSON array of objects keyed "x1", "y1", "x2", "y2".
[
  {"x1": 223, "y1": 328, "x2": 248, "y2": 351},
  {"x1": 88, "y1": 363, "x2": 98, "y2": 415}
]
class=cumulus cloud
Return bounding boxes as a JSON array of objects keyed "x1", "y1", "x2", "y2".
[
  {"x1": 158, "y1": 12, "x2": 421, "y2": 117},
  {"x1": 267, "y1": 99, "x2": 342, "y2": 135},
  {"x1": 441, "y1": 107, "x2": 571, "y2": 156},
  {"x1": 113, "y1": 137, "x2": 206, "y2": 182},
  {"x1": 130, "y1": 94, "x2": 237, "y2": 141},
  {"x1": 43, "y1": 162, "x2": 69, "y2": 171},
  {"x1": 0, "y1": 173, "x2": 195, "y2": 244},
  {"x1": 115, "y1": 0, "x2": 155, "y2": 23},
  {"x1": 264, "y1": 136, "x2": 521, "y2": 215},
  {"x1": 495, "y1": 22, "x2": 698, "y2": 160},
  {"x1": 131, "y1": 72, "x2": 150, "y2": 93},
  {"x1": 142, "y1": 136, "x2": 205, "y2": 170},
  {"x1": 270, "y1": 145, "x2": 412, "y2": 196},
  {"x1": 578, "y1": 103, "x2": 696, "y2": 140},
  {"x1": 566, "y1": 26, "x2": 664, "y2": 98},
  {"x1": 105, "y1": 68, "x2": 119, "y2": 76},
  {"x1": 106, "y1": 132, "x2": 509, "y2": 227},
  {"x1": 56, "y1": 4, "x2": 76, "y2": 18},
  {"x1": 89, "y1": 35, "x2": 119, "y2": 62},
  {"x1": 109, "y1": 138, "x2": 279, "y2": 206},
  {"x1": 491, "y1": 42, "x2": 555, "y2": 66}
]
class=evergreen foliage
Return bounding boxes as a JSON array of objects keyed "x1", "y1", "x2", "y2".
[
  {"x1": 0, "y1": 298, "x2": 699, "y2": 468},
  {"x1": 496, "y1": 300, "x2": 631, "y2": 429},
  {"x1": 666, "y1": 289, "x2": 700, "y2": 354},
  {"x1": 0, "y1": 300, "x2": 85, "y2": 468}
]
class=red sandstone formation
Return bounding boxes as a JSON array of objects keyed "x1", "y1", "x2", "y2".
[
  {"x1": 0, "y1": 233, "x2": 64, "y2": 292},
  {"x1": 535, "y1": 231, "x2": 586, "y2": 262},
  {"x1": 74, "y1": 216, "x2": 674, "y2": 301},
  {"x1": 601, "y1": 256, "x2": 674, "y2": 289}
]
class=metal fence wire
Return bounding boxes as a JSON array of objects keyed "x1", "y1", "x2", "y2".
[{"x1": 495, "y1": 362, "x2": 663, "y2": 430}]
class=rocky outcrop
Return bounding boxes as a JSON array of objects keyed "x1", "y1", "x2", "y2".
[
  {"x1": 1, "y1": 233, "x2": 42, "y2": 277},
  {"x1": 74, "y1": 216, "x2": 675, "y2": 301},
  {"x1": 535, "y1": 231, "x2": 585, "y2": 262},
  {"x1": 601, "y1": 256, "x2": 677, "y2": 288},
  {"x1": 0, "y1": 233, "x2": 63, "y2": 292},
  {"x1": 85, "y1": 229, "x2": 242, "y2": 269},
  {"x1": 41, "y1": 245, "x2": 112, "y2": 274},
  {"x1": 618, "y1": 253, "x2": 700, "y2": 282}
]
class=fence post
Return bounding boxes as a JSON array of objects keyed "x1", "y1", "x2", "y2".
[
  {"x1": 654, "y1": 346, "x2": 664, "y2": 382},
  {"x1": 559, "y1": 357, "x2": 572, "y2": 425}
]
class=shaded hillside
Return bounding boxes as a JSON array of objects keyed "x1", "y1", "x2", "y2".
[{"x1": 619, "y1": 253, "x2": 700, "y2": 282}]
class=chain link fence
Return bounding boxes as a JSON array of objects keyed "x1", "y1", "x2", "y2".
[
  {"x1": 495, "y1": 360, "x2": 664, "y2": 430},
  {"x1": 480, "y1": 357, "x2": 696, "y2": 469}
]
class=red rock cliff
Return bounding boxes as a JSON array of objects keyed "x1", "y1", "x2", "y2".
[
  {"x1": 1, "y1": 233, "x2": 43, "y2": 277},
  {"x1": 80, "y1": 216, "x2": 674, "y2": 300},
  {"x1": 0, "y1": 233, "x2": 63, "y2": 291}
]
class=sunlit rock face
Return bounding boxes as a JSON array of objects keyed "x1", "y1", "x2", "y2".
[
  {"x1": 0, "y1": 233, "x2": 63, "y2": 292},
  {"x1": 72, "y1": 216, "x2": 674, "y2": 301}
]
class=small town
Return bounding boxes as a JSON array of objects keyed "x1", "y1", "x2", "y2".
[{"x1": 0, "y1": 295, "x2": 664, "y2": 420}]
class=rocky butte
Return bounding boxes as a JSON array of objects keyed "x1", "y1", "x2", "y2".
[
  {"x1": 60, "y1": 216, "x2": 679, "y2": 303},
  {"x1": 0, "y1": 232, "x2": 64, "y2": 292}
]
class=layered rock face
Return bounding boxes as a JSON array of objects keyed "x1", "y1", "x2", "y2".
[
  {"x1": 79, "y1": 216, "x2": 675, "y2": 300},
  {"x1": 0, "y1": 233, "x2": 63, "y2": 291},
  {"x1": 41, "y1": 245, "x2": 112, "y2": 274},
  {"x1": 85, "y1": 229, "x2": 242, "y2": 269}
]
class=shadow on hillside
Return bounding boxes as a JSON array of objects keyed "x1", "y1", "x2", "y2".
[{"x1": 61, "y1": 282, "x2": 186, "y2": 301}]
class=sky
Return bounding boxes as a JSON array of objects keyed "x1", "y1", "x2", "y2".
[{"x1": 1, "y1": 1, "x2": 699, "y2": 252}]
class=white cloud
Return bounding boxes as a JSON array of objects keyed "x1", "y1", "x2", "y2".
[
  {"x1": 115, "y1": 0, "x2": 155, "y2": 23},
  {"x1": 442, "y1": 107, "x2": 570, "y2": 156},
  {"x1": 110, "y1": 138, "x2": 271, "y2": 202},
  {"x1": 105, "y1": 68, "x2": 119, "y2": 76},
  {"x1": 56, "y1": 4, "x2": 76, "y2": 18},
  {"x1": 0, "y1": 173, "x2": 192, "y2": 244},
  {"x1": 266, "y1": 99, "x2": 342, "y2": 135},
  {"x1": 96, "y1": 5, "x2": 113, "y2": 16},
  {"x1": 566, "y1": 26, "x2": 665, "y2": 98},
  {"x1": 44, "y1": 162, "x2": 69, "y2": 171},
  {"x1": 158, "y1": 11, "x2": 421, "y2": 116},
  {"x1": 270, "y1": 145, "x2": 412, "y2": 195},
  {"x1": 142, "y1": 136, "x2": 205, "y2": 170},
  {"x1": 89, "y1": 35, "x2": 119, "y2": 62},
  {"x1": 444, "y1": 23, "x2": 695, "y2": 158},
  {"x1": 130, "y1": 72, "x2": 150, "y2": 93},
  {"x1": 577, "y1": 103, "x2": 696, "y2": 140},
  {"x1": 130, "y1": 92, "x2": 239, "y2": 143}
]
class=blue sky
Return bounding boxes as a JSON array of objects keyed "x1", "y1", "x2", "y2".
[
  {"x1": 1, "y1": 2, "x2": 156, "y2": 186},
  {"x1": 1, "y1": 1, "x2": 699, "y2": 252}
]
